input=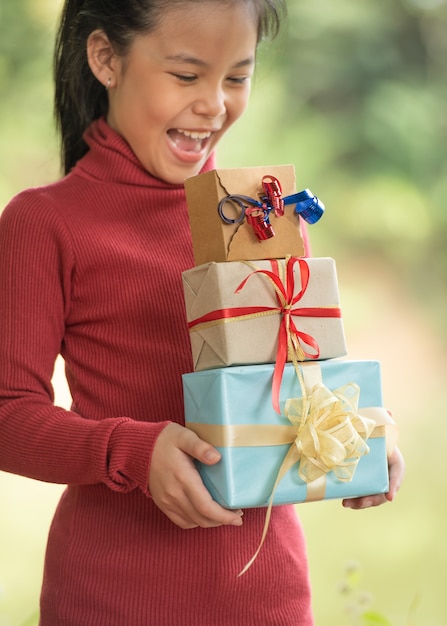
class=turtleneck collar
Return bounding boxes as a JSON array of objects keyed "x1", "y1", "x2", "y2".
[{"x1": 73, "y1": 117, "x2": 216, "y2": 190}]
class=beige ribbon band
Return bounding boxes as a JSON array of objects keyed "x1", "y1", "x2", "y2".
[{"x1": 188, "y1": 418, "x2": 387, "y2": 449}]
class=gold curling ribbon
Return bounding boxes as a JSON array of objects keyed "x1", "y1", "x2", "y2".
[{"x1": 284, "y1": 381, "x2": 375, "y2": 484}]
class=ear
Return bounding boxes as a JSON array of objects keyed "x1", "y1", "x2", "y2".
[{"x1": 87, "y1": 29, "x2": 118, "y2": 88}]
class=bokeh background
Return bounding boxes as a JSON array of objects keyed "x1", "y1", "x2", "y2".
[{"x1": 1, "y1": 1, "x2": 446, "y2": 624}]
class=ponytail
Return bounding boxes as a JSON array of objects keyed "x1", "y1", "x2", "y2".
[{"x1": 54, "y1": 2, "x2": 109, "y2": 175}]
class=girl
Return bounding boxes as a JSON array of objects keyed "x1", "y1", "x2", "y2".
[{"x1": 0, "y1": 1, "x2": 404, "y2": 624}]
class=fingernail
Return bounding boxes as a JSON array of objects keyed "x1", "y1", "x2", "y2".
[{"x1": 204, "y1": 449, "x2": 220, "y2": 462}]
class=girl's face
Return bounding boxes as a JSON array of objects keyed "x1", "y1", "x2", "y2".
[{"x1": 107, "y1": 2, "x2": 258, "y2": 184}]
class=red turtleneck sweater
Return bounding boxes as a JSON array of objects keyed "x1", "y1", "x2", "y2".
[{"x1": 0, "y1": 118, "x2": 313, "y2": 625}]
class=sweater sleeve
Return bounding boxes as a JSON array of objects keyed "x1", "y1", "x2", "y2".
[{"x1": 0, "y1": 192, "x2": 167, "y2": 495}]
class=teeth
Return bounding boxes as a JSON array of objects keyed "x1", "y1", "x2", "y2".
[{"x1": 177, "y1": 129, "x2": 211, "y2": 140}]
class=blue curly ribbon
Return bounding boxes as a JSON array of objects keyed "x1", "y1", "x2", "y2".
[
  {"x1": 284, "y1": 189, "x2": 325, "y2": 225},
  {"x1": 218, "y1": 189, "x2": 324, "y2": 226}
]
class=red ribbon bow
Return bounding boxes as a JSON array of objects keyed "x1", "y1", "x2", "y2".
[{"x1": 236, "y1": 258, "x2": 342, "y2": 412}]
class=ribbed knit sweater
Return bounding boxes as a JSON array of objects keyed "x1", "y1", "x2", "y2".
[{"x1": 0, "y1": 118, "x2": 313, "y2": 625}]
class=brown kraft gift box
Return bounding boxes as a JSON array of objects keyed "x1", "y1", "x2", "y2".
[{"x1": 184, "y1": 165, "x2": 305, "y2": 266}]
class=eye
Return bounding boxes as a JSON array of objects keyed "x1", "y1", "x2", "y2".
[
  {"x1": 227, "y1": 76, "x2": 250, "y2": 85},
  {"x1": 170, "y1": 73, "x2": 197, "y2": 83}
]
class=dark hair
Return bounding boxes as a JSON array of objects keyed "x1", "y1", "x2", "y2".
[{"x1": 54, "y1": 0, "x2": 287, "y2": 174}]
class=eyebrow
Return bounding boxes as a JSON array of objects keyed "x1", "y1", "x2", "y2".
[{"x1": 164, "y1": 54, "x2": 255, "y2": 69}]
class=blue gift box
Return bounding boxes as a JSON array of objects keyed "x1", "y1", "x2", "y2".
[{"x1": 183, "y1": 360, "x2": 391, "y2": 509}]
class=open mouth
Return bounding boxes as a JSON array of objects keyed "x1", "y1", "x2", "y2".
[{"x1": 167, "y1": 128, "x2": 213, "y2": 154}]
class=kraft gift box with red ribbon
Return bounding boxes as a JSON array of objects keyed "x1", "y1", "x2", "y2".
[
  {"x1": 184, "y1": 165, "x2": 324, "y2": 266},
  {"x1": 183, "y1": 359, "x2": 396, "y2": 510},
  {"x1": 182, "y1": 256, "x2": 347, "y2": 373}
]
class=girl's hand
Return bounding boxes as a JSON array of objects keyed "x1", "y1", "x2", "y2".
[
  {"x1": 148, "y1": 423, "x2": 244, "y2": 529},
  {"x1": 342, "y1": 446, "x2": 405, "y2": 510}
]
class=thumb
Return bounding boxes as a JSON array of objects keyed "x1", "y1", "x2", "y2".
[
  {"x1": 180, "y1": 428, "x2": 222, "y2": 466},
  {"x1": 201, "y1": 446, "x2": 222, "y2": 465}
]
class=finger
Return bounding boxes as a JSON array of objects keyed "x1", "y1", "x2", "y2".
[
  {"x1": 183, "y1": 479, "x2": 244, "y2": 528},
  {"x1": 180, "y1": 457, "x2": 244, "y2": 527},
  {"x1": 342, "y1": 493, "x2": 388, "y2": 509},
  {"x1": 163, "y1": 490, "x2": 243, "y2": 529},
  {"x1": 178, "y1": 427, "x2": 222, "y2": 466},
  {"x1": 385, "y1": 448, "x2": 405, "y2": 502},
  {"x1": 154, "y1": 451, "x2": 243, "y2": 528}
]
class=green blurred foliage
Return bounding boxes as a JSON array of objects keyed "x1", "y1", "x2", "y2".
[
  {"x1": 282, "y1": 0, "x2": 447, "y2": 253},
  {"x1": 0, "y1": 1, "x2": 61, "y2": 201},
  {"x1": 0, "y1": 2, "x2": 44, "y2": 84}
]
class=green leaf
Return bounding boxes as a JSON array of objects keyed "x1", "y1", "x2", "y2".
[{"x1": 361, "y1": 611, "x2": 393, "y2": 626}]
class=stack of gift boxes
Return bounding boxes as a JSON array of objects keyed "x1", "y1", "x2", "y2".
[{"x1": 180, "y1": 164, "x2": 395, "y2": 517}]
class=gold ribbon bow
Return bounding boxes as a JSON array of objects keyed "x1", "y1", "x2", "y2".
[{"x1": 283, "y1": 382, "x2": 375, "y2": 484}]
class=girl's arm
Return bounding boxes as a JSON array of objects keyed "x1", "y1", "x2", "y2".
[
  {"x1": 0, "y1": 194, "x2": 163, "y2": 493},
  {"x1": 0, "y1": 192, "x2": 244, "y2": 528}
]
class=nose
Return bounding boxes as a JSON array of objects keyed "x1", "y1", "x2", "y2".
[{"x1": 192, "y1": 84, "x2": 226, "y2": 118}]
